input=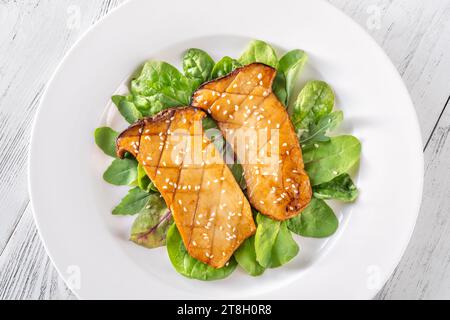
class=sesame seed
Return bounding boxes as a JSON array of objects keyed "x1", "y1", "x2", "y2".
[
  {"x1": 192, "y1": 241, "x2": 197, "y2": 246},
  {"x1": 257, "y1": 73, "x2": 262, "y2": 79},
  {"x1": 249, "y1": 95, "x2": 254, "y2": 100}
]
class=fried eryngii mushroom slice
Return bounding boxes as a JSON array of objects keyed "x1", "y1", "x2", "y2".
[
  {"x1": 116, "y1": 107, "x2": 256, "y2": 268},
  {"x1": 191, "y1": 63, "x2": 312, "y2": 221}
]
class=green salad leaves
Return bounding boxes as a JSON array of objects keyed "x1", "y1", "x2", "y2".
[
  {"x1": 103, "y1": 158, "x2": 138, "y2": 186},
  {"x1": 303, "y1": 135, "x2": 361, "y2": 186},
  {"x1": 182, "y1": 48, "x2": 215, "y2": 85},
  {"x1": 130, "y1": 194, "x2": 173, "y2": 248},
  {"x1": 292, "y1": 80, "x2": 335, "y2": 130},
  {"x1": 239, "y1": 40, "x2": 278, "y2": 68},
  {"x1": 166, "y1": 224, "x2": 237, "y2": 280},
  {"x1": 94, "y1": 127, "x2": 118, "y2": 158},
  {"x1": 94, "y1": 39, "x2": 361, "y2": 281},
  {"x1": 287, "y1": 198, "x2": 338, "y2": 238},
  {"x1": 211, "y1": 56, "x2": 241, "y2": 79}
]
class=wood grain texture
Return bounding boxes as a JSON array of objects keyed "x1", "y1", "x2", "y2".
[
  {"x1": 0, "y1": 205, "x2": 76, "y2": 300},
  {"x1": 377, "y1": 97, "x2": 450, "y2": 300},
  {"x1": 0, "y1": 0, "x2": 449, "y2": 299},
  {"x1": 0, "y1": 0, "x2": 125, "y2": 300}
]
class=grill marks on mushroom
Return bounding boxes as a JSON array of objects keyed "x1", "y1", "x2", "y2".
[
  {"x1": 116, "y1": 107, "x2": 255, "y2": 268},
  {"x1": 191, "y1": 63, "x2": 312, "y2": 220}
]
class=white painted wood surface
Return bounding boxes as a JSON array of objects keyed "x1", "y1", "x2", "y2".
[{"x1": 0, "y1": 0, "x2": 449, "y2": 299}]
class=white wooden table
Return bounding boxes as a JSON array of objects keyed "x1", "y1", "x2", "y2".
[{"x1": 0, "y1": 0, "x2": 449, "y2": 300}]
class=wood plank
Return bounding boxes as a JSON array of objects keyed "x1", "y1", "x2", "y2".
[
  {"x1": 0, "y1": 205, "x2": 76, "y2": 300},
  {"x1": 0, "y1": 0, "x2": 124, "y2": 299},
  {"x1": 377, "y1": 97, "x2": 450, "y2": 299}
]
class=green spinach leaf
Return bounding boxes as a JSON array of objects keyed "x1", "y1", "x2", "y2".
[
  {"x1": 136, "y1": 163, "x2": 151, "y2": 190},
  {"x1": 254, "y1": 214, "x2": 280, "y2": 268},
  {"x1": 300, "y1": 111, "x2": 343, "y2": 147},
  {"x1": 229, "y1": 163, "x2": 247, "y2": 190},
  {"x1": 269, "y1": 221, "x2": 299, "y2": 268},
  {"x1": 292, "y1": 80, "x2": 334, "y2": 130},
  {"x1": 112, "y1": 187, "x2": 151, "y2": 215},
  {"x1": 131, "y1": 61, "x2": 196, "y2": 111},
  {"x1": 278, "y1": 49, "x2": 308, "y2": 103},
  {"x1": 202, "y1": 116, "x2": 218, "y2": 131},
  {"x1": 272, "y1": 72, "x2": 287, "y2": 105},
  {"x1": 303, "y1": 135, "x2": 361, "y2": 185},
  {"x1": 313, "y1": 173, "x2": 358, "y2": 202},
  {"x1": 111, "y1": 95, "x2": 142, "y2": 124},
  {"x1": 254, "y1": 213, "x2": 299, "y2": 268},
  {"x1": 287, "y1": 198, "x2": 338, "y2": 238},
  {"x1": 166, "y1": 224, "x2": 237, "y2": 280},
  {"x1": 211, "y1": 56, "x2": 241, "y2": 79},
  {"x1": 103, "y1": 158, "x2": 138, "y2": 186},
  {"x1": 94, "y1": 127, "x2": 118, "y2": 157},
  {"x1": 130, "y1": 194, "x2": 173, "y2": 248},
  {"x1": 182, "y1": 48, "x2": 215, "y2": 85},
  {"x1": 234, "y1": 236, "x2": 265, "y2": 276},
  {"x1": 238, "y1": 40, "x2": 278, "y2": 68}
]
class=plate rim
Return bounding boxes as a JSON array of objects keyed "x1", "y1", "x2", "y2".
[{"x1": 28, "y1": 0, "x2": 424, "y2": 300}]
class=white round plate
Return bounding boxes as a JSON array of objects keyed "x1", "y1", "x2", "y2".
[{"x1": 29, "y1": 0, "x2": 423, "y2": 299}]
